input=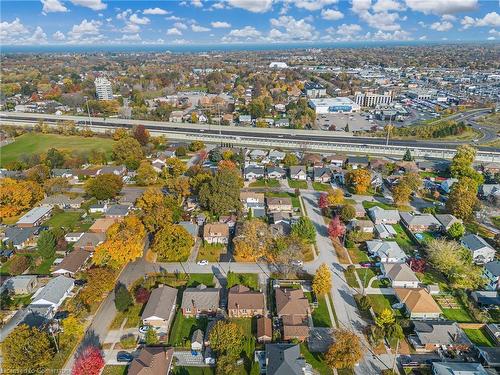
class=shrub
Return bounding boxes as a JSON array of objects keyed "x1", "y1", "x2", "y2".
[
  {"x1": 114, "y1": 284, "x2": 133, "y2": 312},
  {"x1": 176, "y1": 146, "x2": 187, "y2": 157},
  {"x1": 120, "y1": 334, "x2": 137, "y2": 349},
  {"x1": 9, "y1": 255, "x2": 31, "y2": 275},
  {"x1": 354, "y1": 294, "x2": 371, "y2": 311},
  {"x1": 134, "y1": 287, "x2": 151, "y2": 304}
]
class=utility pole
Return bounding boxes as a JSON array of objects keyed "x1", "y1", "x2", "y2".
[{"x1": 84, "y1": 95, "x2": 93, "y2": 127}]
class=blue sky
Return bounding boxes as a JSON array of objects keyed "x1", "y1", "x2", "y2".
[{"x1": 1, "y1": 0, "x2": 499, "y2": 45}]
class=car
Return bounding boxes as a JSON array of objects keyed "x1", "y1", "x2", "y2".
[
  {"x1": 197, "y1": 260, "x2": 209, "y2": 266},
  {"x1": 74, "y1": 279, "x2": 87, "y2": 286},
  {"x1": 360, "y1": 263, "x2": 372, "y2": 268},
  {"x1": 117, "y1": 351, "x2": 134, "y2": 363},
  {"x1": 291, "y1": 260, "x2": 304, "y2": 267},
  {"x1": 344, "y1": 193, "x2": 352, "y2": 197},
  {"x1": 138, "y1": 325, "x2": 150, "y2": 334}
]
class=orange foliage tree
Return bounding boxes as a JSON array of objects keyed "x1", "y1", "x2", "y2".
[
  {"x1": 0, "y1": 178, "x2": 44, "y2": 218},
  {"x1": 345, "y1": 169, "x2": 371, "y2": 194}
]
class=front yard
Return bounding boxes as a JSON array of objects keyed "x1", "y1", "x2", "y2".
[
  {"x1": 346, "y1": 245, "x2": 369, "y2": 264},
  {"x1": 312, "y1": 182, "x2": 330, "y2": 191},
  {"x1": 367, "y1": 294, "x2": 401, "y2": 316},
  {"x1": 196, "y1": 243, "x2": 226, "y2": 262},
  {"x1": 249, "y1": 179, "x2": 280, "y2": 188},
  {"x1": 287, "y1": 178, "x2": 307, "y2": 189},
  {"x1": 311, "y1": 295, "x2": 333, "y2": 327},
  {"x1": 110, "y1": 303, "x2": 144, "y2": 330},
  {"x1": 102, "y1": 366, "x2": 128, "y2": 375}
]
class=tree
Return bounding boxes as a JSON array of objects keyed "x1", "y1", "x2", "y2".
[
  {"x1": 113, "y1": 128, "x2": 129, "y2": 140},
  {"x1": 151, "y1": 224, "x2": 194, "y2": 261},
  {"x1": 402, "y1": 149, "x2": 413, "y2": 161},
  {"x1": 136, "y1": 187, "x2": 174, "y2": 233},
  {"x1": 112, "y1": 137, "x2": 144, "y2": 169},
  {"x1": 209, "y1": 320, "x2": 244, "y2": 356},
  {"x1": 328, "y1": 216, "x2": 345, "y2": 239},
  {"x1": 133, "y1": 124, "x2": 150, "y2": 146},
  {"x1": 268, "y1": 234, "x2": 306, "y2": 277},
  {"x1": 392, "y1": 181, "x2": 413, "y2": 206},
  {"x1": 450, "y1": 145, "x2": 483, "y2": 185},
  {"x1": 45, "y1": 148, "x2": 65, "y2": 168},
  {"x1": 375, "y1": 308, "x2": 395, "y2": 327},
  {"x1": 134, "y1": 287, "x2": 151, "y2": 304},
  {"x1": 164, "y1": 157, "x2": 187, "y2": 178},
  {"x1": 60, "y1": 315, "x2": 84, "y2": 348},
  {"x1": 115, "y1": 284, "x2": 133, "y2": 312},
  {"x1": 326, "y1": 188, "x2": 344, "y2": 206},
  {"x1": 282, "y1": 153, "x2": 298, "y2": 167},
  {"x1": 312, "y1": 263, "x2": 332, "y2": 295},
  {"x1": 446, "y1": 177, "x2": 479, "y2": 221},
  {"x1": 1, "y1": 324, "x2": 54, "y2": 373},
  {"x1": 94, "y1": 216, "x2": 146, "y2": 269},
  {"x1": 72, "y1": 346, "x2": 104, "y2": 375},
  {"x1": 345, "y1": 169, "x2": 371, "y2": 194},
  {"x1": 37, "y1": 230, "x2": 56, "y2": 259},
  {"x1": 26, "y1": 164, "x2": 50, "y2": 184},
  {"x1": 325, "y1": 329, "x2": 362, "y2": 369},
  {"x1": 447, "y1": 221, "x2": 465, "y2": 239},
  {"x1": 189, "y1": 140, "x2": 205, "y2": 152},
  {"x1": 0, "y1": 178, "x2": 44, "y2": 218},
  {"x1": 78, "y1": 267, "x2": 117, "y2": 307},
  {"x1": 233, "y1": 219, "x2": 273, "y2": 261},
  {"x1": 145, "y1": 327, "x2": 159, "y2": 345},
  {"x1": 84, "y1": 173, "x2": 123, "y2": 200},
  {"x1": 215, "y1": 353, "x2": 240, "y2": 375},
  {"x1": 136, "y1": 161, "x2": 158, "y2": 186},
  {"x1": 291, "y1": 217, "x2": 316, "y2": 244},
  {"x1": 318, "y1": 193, "x2": 329, "y2": 210},
  {"x1": 340, "y1": 204, "x2": 356, "y2": 222},
  {"x1": 44, "y1": 177, "x2": 70, "y2": 195},
  {"x1": 199, "y1": 168, "x2": 242, "y2": 216},
  {"x1": 408, "y1": 258, "x2": 426, "y2": 273}
]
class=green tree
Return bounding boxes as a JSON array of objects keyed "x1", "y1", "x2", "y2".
[
  {"x1": 402, "y1": 149, "x2": 413, "y2": 161},
  {"x1": 189, "y1": 140, "x2": 205, "y2": 152},
  {"x1": 145, "y1": 327, "x2": 159, "y2": 345},
  {"x1": 136, "y1": 161, "x2": 158, "y2": 186},
  {"x1": 151, "y1": 224, "x2": 194, "y2": 261},
  {"x1": 199, "y1": 168, "x2": 242, "y2": 216},
  {"x1": 375, "y1": 308, "x2": 395, "y2": 328},
  {"x1": 45, "y1": 148, "x2": 65, "y2": 169},
  {"x1": 37, "y1": 230, "x2": 56, "y2": 259},
  {"x1": 112, "y1": 137, "x2": 144, "y2": 169},
  {"x1": 84, "y1": 173, "x2": 123, "y2": 200},
  {"x1": 340, "y1": 204, "x2": 356, "y2": 222},
  {"x1": 282, "y1": 153, "x2": 298, "y2": 167},
  {"x1": 450, "y1": 145, "x2": 484, "y2": 185},
  {"x1": 291, "y1": 217, "x2": 316, "y2": 244},
  {"x1": 447, "y1": 221, "x2": 465, "y2": 239},
  {"x1": 114, "y1": 284, "x2": 133, "y2": 312}
]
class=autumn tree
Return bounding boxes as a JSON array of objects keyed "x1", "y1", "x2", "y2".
[
  {"x1": 189, "y1": 140, "x2": 205, "y2": 152},
  {"x1": 44, "y1": 177, "x2": 70, "y2": 195},
  {"x1": 165, "y1": 176, "x2": 191, "y2": 198},
  {"x1": 94, "y1": 215, "x2": 146, "y2": 269},
  {"x1": 113, "y1": 128, "x2": 129, "y2": 140},
  {"x1": 136, "y1": 161, "x2": 158, "y2": 186},
  {"x1": 78, "y1": 267, "x2": 117, "y2": 307},
  {"x1": 209, "y1": 320, "x2": 244, "y2": 356},
  {"x1": 328, "y1": 216, "x2": 345, "y2": 239},
  {"x1": 268, "y1": 234, "x2": 306, "y2": 277},
  {"x1": 282, "y1": 153, "x2": 299, "y2": 167},
  {"x1": 199, "y1": 168, "x2": 242, "y2": 216},
  {"x1": 132, "y1": 124, "x2": 150, "y2": 146},
  {"x1": 340, "y1": 204, "x2": 356, "y2": 222},
  {"x1": 291, "y1": 217, "x2": 316, "y2": 244},
  {"x1": 312, "y1": 263, "x2": 332, "y2": 295},
  {"x1": 60, "y1": 315, "x2": 84, "y2": 348},
  {"x1": 326, "y1": 188, "x2": 344, "y2": 206},
  {"x1": 71, "y1": 346, "x2": 105, "y2": 375},
  {"x1": 325, "y1": 329, "x2": 362, "y2": 369},
  {"x1": 45, "y1": 148, "x2": 65, "y2": 168},
  {"x1": 345, "y1": 169, "x2": 371, "y2": 194},
  {"x1": 0, "y1": 178, "x2": 44, "y2": 218},
  {"x1": 392, "y1": 181, "x2": 413, "y2": 206},
  {"x1": 26, "y1": 164, "x2": 50, "y2": 184},
  {"x1": 446, "y1": 177, "x2": 479, "y2": 221},
  {"x1": 151, "y1": 224, "x2": 194, "y2": 261},
  {"x1": 84, "y1": 173, "x2": 123, "y2": 200},
  {"x1": 450, "y1": 145, "x2": 483, "y2": 185},
  {"x1": 112, "y1": 137, "x2": 144, "y2": 169},
  {"x1": 233, "y1": 219, "x2": 273, "y2": 261},
  {"x1": 375, "y1": 308, "x2": 395, "y2": 327},
  {"x1": 318, "y1": 193, "x2": 329, "y2": 210},
  {"x1": 163, "y1": 157, "x2": 187, "y2": 178},
  {"x1": 136, "y1": 187, "x2": 173, "y2": 233},
  {"x1": 1, "y1": 324, "x2": 54, "y2": 373}
]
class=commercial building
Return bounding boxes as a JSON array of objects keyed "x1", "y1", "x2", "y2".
[
  {"x1": 308, "y1": 97, "x2": 360, "y2": 114},
  {"x1": 94, "y1": 77, "x2": 113, "y2": 100},
  {"x1": 355, "y1": 91, "x2": 392, "y2": 107},
  {"x1": 304, "y1": 82, "x2": 326, "y2": 98}
]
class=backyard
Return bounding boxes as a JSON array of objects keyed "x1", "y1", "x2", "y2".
[
  {"x1": 434, "y1": 294, "x2": 474, "y2": 323},
  {"x1": 45, "y1": 211, "x2": 85, "y2": 231},
  {"x1": 249, "y1": 179, "x2": 280, "y2": 188},
  {"x1": 168, "y1": 309, "x2": 208, "y2": 347},
  {"x1": 463, "y1": 327, "x2": 496, "y2": 347},
  {"x1": 367, "y1": 294, "x2": 401, "y2": 316}
]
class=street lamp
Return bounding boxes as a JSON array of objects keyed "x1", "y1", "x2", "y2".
[{"x1": 84, "y1": 95, "x2": 92, "y2": 127}]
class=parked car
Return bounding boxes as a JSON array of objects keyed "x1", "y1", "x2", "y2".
[
  {"x1": 197, "y1": 260, "x2": 209, "y2": 266},
  {"x1": 117, "y1": 352, "x2": 133, "y2": 363},
  {"x1": 291, "y1": 260, "x2": 304, "y2": 267}
]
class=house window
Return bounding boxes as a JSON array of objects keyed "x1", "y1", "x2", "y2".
[{"x1": 186, "y1": 308, "x2": 191, "y2": 313}]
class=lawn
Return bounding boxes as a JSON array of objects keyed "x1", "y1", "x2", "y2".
[
  {"x1": 393, "y1": 224, "x2": 418, "y2": 253},
  {"x1": 186, "y1": 274, "x2": 215, "y2": 287},
  {"x1": 463, "y1": 328, "x2": 496, "y2": 347},
  {"x1": 356, "y1": 268, "x2": 379, "y2": 288},
  {"x1": 265, "y1": 192, "x2": 301, "y2": 211},
  {"x1": 440, "y1": 308, "x2": 474, "y2": 323},
  {"x1": 300, "y1": 343, "x2": 334, "y2": 375},
  {"x1": 367, "y1": 294, "x2": 400, "y2": 315},
  {"x1": 110, "y1": 303, "x2": 144, "y2": 329},
  {"x1": 346, "y1": 245, "x2": 369, "y2": 263},
  {"x1": 171, "y1": 367, "x2": 215, "y2": 375},
  {"x1": 491, "y1": 216, "x2": 500, "y2": 230},
  {"x1": 168, "y1": 309, "x2": 208, "y2": 347},
  {"x1": 1, "y1": 133, "x2": 114, "y2": 167},
  {"x1": 312, "y1": 182, "x2": 330, "y2": 191},
  {"x1": 230, "y1": 317, "x2": 254, "y2": 337},
  {"x1": 249, "y1": 179, "x2": 280, "y2": 188},
  {"x1": 45, "y1": 211, "x2": 83, "y2": 231},
  {"x1": 362, "y1": 201, "x2": 396, "y2": 210},
  {"x1": 227, "y1": 272, "x2": 259, "y2": 290},
  {"x1": 31, "y1": 255, "x2": 56, "y2": 275},
  {"x1": 344, "y1": 269, "x2": 360, "y2": 289},
  {"x1": 465, "y1": 221, "x2": 495, "y2": 239},
  {"x1": 312, "y1": 295, "x2": 333, "y2": 327},
  {"x1": 101, "y1": 366, "x2": 128, "y2": 375},
  {"x1": 287, "y1": 178, "x2": 307, "y2": 189},
  {"x1": 197, "y1": 243, "x2": 226, "y2": 262}
]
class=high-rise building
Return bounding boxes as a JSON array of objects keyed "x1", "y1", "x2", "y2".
[
  {"x1": 355, "y1": 91, "x2": 393, "y2": 107},
  {"x1": 94, "y1": 77, "x2": 113, "y2": 100}
]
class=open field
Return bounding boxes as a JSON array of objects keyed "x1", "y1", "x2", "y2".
[{"x1": 1, "y1": 133, "x2": 114, "y2": 167}]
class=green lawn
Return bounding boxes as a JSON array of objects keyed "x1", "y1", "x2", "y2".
[
  {"x1": 287, "y1": 178, "x2": 307, "y2": 189},
  {"x1": 344, "y1": 270, "x2": 360, "y2": 289},
  {"x1": 31, "y1": 255, "x2": 56, "y2": 275},
  {"x1": 230, "y1": 317, "x2": 254, "y2": 337},
  {"x1": 110, "y1": 303, "x2": 144, "y2": 329},
  {"x1": 102, "y1": 366, "x2": 128, "y2": 375},
  {"x1": 346, "y1": 246, "x2": 369, "y2": 263},
  {"x1": 186, "y1": 274, "x2": 215, "y2": 287},
  {"x1": 168, "y1": 309, "x2": 208, "y2": 347},
  {"x1": 45, "y1": 211, "x2": 83, "y2": 231},
  {"x1": 393, "y1": 223, "x2": 418, "y2": 253},
  {"x1": 197, "y1": 243, "x2": 226, "y2": 262},
  {"x1": 249, "y1": 179, "x2": 280, "y2": 188},
  {"x1": 362, "y1": 201, "x2": 396, "y2": 210},
  {"x1": 463, "y1": 328, "x2": 496, "y2": 347},
  {"x1": 356, "y1": 268, "x2": 378, "y2": 288},
  {"x1": 1, "y1": 133, "x2": 114, "y2": 167},
  {"x1": 227, "y1": 272, "x2": 259, "y2": 290},
  {"x1": 440, "y1": 308, "x2": 474, "y2": 323},
  {"x1": 312, "y1": 295, "x2": 333, "y2": 327},
  {"x1": 312, "y1": 182, "x2": 330, "y2": 191},
  {"x1": 300, "y1": 343, "x2": 334, "y2": 375},
  {"x1": 171, "y1": 367, "x2": 215, "y2": 375},
  {"x1": 367, "y1": 294, "x2": 400, "y2": 315},
  {"x1": 465, "y1": 221, "x2": 495, "y2": 239}
]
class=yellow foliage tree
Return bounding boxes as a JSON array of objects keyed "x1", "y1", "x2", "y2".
[
  {"x1": 326, "y1": 188, "x2": 344, "y2": 206},
  {"x1": 325, "y1": 329, "x2": 362, "y2": 369},
  {"x1": 345, "y1": 169, "x2": 371, "y2": 194},
  {"x1": 233, "y1": 219, "x2": 272, "y2": 261},
  {"x1": 312, "y1": 263, "x2": 332, "y2": 295},
  {"x1": 0, "y1": 178, "x2": 44, "y2": 218}
]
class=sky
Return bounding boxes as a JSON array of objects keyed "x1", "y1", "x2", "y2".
[{"x1": 1, "y1": 0, "x2": 500, "y2": 46}]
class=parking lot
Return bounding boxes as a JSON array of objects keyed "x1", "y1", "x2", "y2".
[{"x1": 316, "y1": 112, "x2": 375, "y2": 132}]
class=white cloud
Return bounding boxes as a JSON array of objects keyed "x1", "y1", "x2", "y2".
[
  {"x1": 336, "y1": 23, "x2": 362, "y2": 35},
  {"x1": 227, "y1": 25, "x2": 262, "y2": 38},
  {"x1": 367, "y1": 29, "x2": 411, "y2": 40},
  {"x1": 351, "y1": 0, "x2": 403, "y2": 31},
  {"x1": 489, "y1": 28, "x2": 500, "y2": 37},
  {"x1": 441, "y1": 14, "x2": 456, "y2": 21},
  {"x1": 68, "y1": 19, "x2": 101, "y2": 39},
  {"x1": 419, "y1": 35, "x2": 427, "y2": 40},
  {"x1": 226, "y1": 0, "x2": 273, "y2": 13},
  {"x1": 212, "y1": 1, "x2": 226, "y2": 9},
  {"x1": 191, "y1": 24, "x2": 210, "y2": 32},
  {"x1": 174, "y1": 22, "x2": 188, "y2": 30},
  {"x1": 321, "y1": 9, "x2": 344, "y2": 20},
  {"x1": 129, "y1": 13, "x2": 150, "y2": 25},
  {"x1": 372, "y1": 0, "x2": 405, "y2": 13},
  {"x1": 270, "y1": 15, "x2": 318, "y2": 40},
  {"x1": 0, "y1": 18, "x2": 29, "y2": 40},
  {"x1": 52, "y1": 30, "x2": 66, "y2": 40},
  {"x1": 167, "y1": 27, "x2": 183, "y2": 35},
  {"x1": 430, "y1": 20, "x2": 453, "y2": 31},
  {"x1": 488, "y1": 36, "x2": 495, "y2": 40},
  {"x1": 405, "y1": 0, "x2": 477, "y2": 15},
  {"x1": 211, "y1": 21, "x2": 231, "y2": 28},
  {"x1": 143, "y1": 7, "x2": 169, "y2": 15},
  {"x1": 352, "y1": 0, "x2": 372, "y2": 14},
  {"x1": 292, "y1": 0, "x2": 338, "y2": 11},
  {"x1": 117, "y1": 9, "x2": 132, "y2": 20},
  {"x1": 121, "y1": 33, "x2": 141, "y2": 41},
  {"x1": 192, "y1": 0, "x2": 203, "y2": 7},
  {"x1": 461, "y1": 12, "x2": 500, "y2": 29},
  {"x1": 70, "y1": 0, "x2": 107, "y2": 11},
  {"x1": 41, "y1": 0, "x2": 68, "y2": 13},
  {"x1": 122, "y1": 23, "x2": 140, "y2": 33},
  {"x1": 26, "y1": 26, "x2": 47, "y2": 43}
]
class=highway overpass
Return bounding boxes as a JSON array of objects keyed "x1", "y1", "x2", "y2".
[{"x1": 1, "y1": 111, "x2": 499, "y2": 162}]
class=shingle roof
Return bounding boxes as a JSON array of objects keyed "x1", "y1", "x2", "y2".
[
  {"x1": 257, "y1": 316, "x2": 272, "y2": 339},
  {"x1": 367, "y1": 206, "x2": 400, "y2": 222},
  {"x1": 462, "y1": 234, "x2": 493, "y2": 251},
  {"x1": 485, "y1": 261, "x2": 500, "y2": 277},
  {"x1": 181, "y1": 284, "x2": 220, "y2": 312},
  {"x1": 400, "y1": 212, "x2": 440, "y2": 227},
  {"x1": 52, "y1": 249, "x2": 90, "y2": 275},
  {"x1": 265, "y1": 344, "x2": 306, "y2": 375},
  {"x1": 141, "y1": 286, "x2": 177, "y2": 321},
  {"x1": 413, "y1": 320, "x2": 471, "y2": 346},
  {"x1": 127, "y1": 347, "x2": 174, "y2": 375},
  {"x1": 382, "y1": 263, "x2": 419, "y2": 283},
  {"x1": 17, "y1": 206, "x2": 52, "y2": 225},
  {"x1": 3, "y1": 226, "x2": 37, "y2": 246},
  {"x1": 432, "y1": 362, "x2": 487, "y2": 375},
  {"x1": 228, "y1": 285, "x2": 265, "y2": 311},
  {"x1": 275, "y1": 288, "x2": 310, "y2": 316},
  {"x1": 394, "y1": 288, "x2": 442, "y2": 314},
  {"x1": 366, "y1": 240, "x2": 406, "y2": 260},
  {"x1": 31, "y1": 275, "x2": 74, "y2": 306}
]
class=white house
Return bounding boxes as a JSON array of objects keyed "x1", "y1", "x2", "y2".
[
  {"x1": 30, "y1": 275, "x2": 74, "y2": 310},
  {"x1": 366, "y1": 240, "x2": 407, "y2": 263},
  {"x1": 381, "y1": 263, "x2": 420, "y2": 288},
  {"x1": 64, "y1": 232, "x2": 84, "y2": 243},
  {"x1": 289, "y1": 166, "x2": 307, "y2": 181},
  {"x1": 461, "y1": 234, "x2": 496, "y2": 265}
]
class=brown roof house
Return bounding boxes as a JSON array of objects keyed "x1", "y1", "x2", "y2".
[
  {"x1": 89, "y1": 218, "x2": 119, "y2": 233},
  {"x1": 203, "y1": 223, "x2": 229, "y2": 244},
  {"x1": 141, "y1": 286, "x2": 178, "y2": 339},
  {"x1": 51, "y1": 249, "x2": 91, "y2": 277},
  {"x1": 227, "y1": 285, "x2": 265, "y2": 318},
  {"x1": 73, "y1": 232, "x2": 105, "y2": 252},
  {"x1": 127, "y1": 346, "x2": 174, "y2": 375},
  {"x1": 181, "y1": 284, "x2": 220, "y2": 317},
  {"x1": 257, "y1": 316, "x2": 272, "y2": 343},
  {"x1": 266, "y1": 197, "x2": 293, "y2": 213},
  {"x1": 275, "y1": 288, "x2": 311, "y2": 342},
  {"x1": 394, "y1": 288, "x2": 442, "y2": 320},
  {"x1": 282, "y1": 315, "x2": 310, "y2": 342}
]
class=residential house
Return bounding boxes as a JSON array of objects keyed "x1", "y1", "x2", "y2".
[
  {"x1": 64, "y1": 232, "x2": 83, "y2": 243},
  {"x1": 400, "y1": 212, "x2": 441, "y2": 233},
  {"x1": 89, "y1": 203, "x2": 107, "y2": 214},
  {"x1": 417, "y1": 160, "x2": 450, "y2": 173},
  {"x1": 282, "y1": 315, "x2": 310, "y2": 341},
  {"x1": 73, "y1": 232, "x2": 105, "y2": 252},
  {"x1": 432, "y1": 362, "x2": 487, "y2": 375},
  {"x1": 471, "y1": 291, "x2": 500, "y2": 309},
  {"x1": 266, "y1": 197, "x2": 293, "y2": 213},
  {"x1": 312, "y1": 167, "x2": 332, "y2": 183},
  {"x1": 52, "y1": 168, "x2": 76, "y2": 179},
  {"x1": 350, "y1": 219, "x2": 375, "y2": 233},
  {"x1": 381, "y1": 263, "x2": 420, "y2": 288},
  {"x1": 326, "y1": 154, "x2": 347, "y2": 168},
  {"x1": 52, "y1": 249, "x2": 91, "y2": 277},
  {"x1": 16, "y1": 206, "x2": 52, "y2": 228},
  {"x1": 367, "y1": 206, "x2": 400, "y2": 225},
  {"x1": 347, "y1": 156, "x2": 369, "y2": 169},
  {"x1": 267, "y1": 166, "x2": 286, "y2": 179},
  {"x1": 249, "y1": 149, "x2": 267, "y2": 160},
  {"x1": 440, "y1": 178, "x2": 458, "y2": 194},
  {"x1": 203, "y1": 223, "x2": 229, "y2": 244},
  {"x1": 169, "y1": 110, "x2": 183, "y2": 122},
  {"x1": 366, "y1": 240, "x2": 407, "y2": 263},
  {"x1": 227, "y1": 285, "x2": 265, "y2": 318},
  {"x1": 151, "y1": 158, "x2": 166, "y2": 173},
  {"x1": 275, "y1": 118, "x2": 289, "y2": 127},
  {"x1": 98, "y1": 165, "x2": 127, "y2": 176},
  {"x1": 484, "y1": 261, "x2": 500, "y2": 291},
  {"x1": 394, "y1": 288, "x2": 442, "y2": 320},
  {"x1": 268, "y1": 150, "x2": 286, "y2": 162},
  {"x1": 375, "y1": 224, "x2": 397, "y2": 239},
  {"x1": 244, "y1": 166, "x2": 265, "y2": 181},
  {"x1": 191, "y1": 329, "x2": 204, "y2": 351},
  {"x1": 257, "y1": 316, "x2": 272, "y2": 343},
  {"x1": 2, "y1": 227, "x2": 38, "y2": 249},
  {"x1": 179, "y1": 221, "x2": 199, "y2": 239},
  {"x1": 240, "y1": 191, "x2": 265, "y2": 211},
  {"x1": 461, "y1": 234, "x2": 496, "y2": 265},
  {"x1": 434, "y1": 214, "x2": 461, "y2": 232},
  {"x1": 31, "y1": 275, "x2": 74, "y2": 310},
  {"x1": 40, "y1": 194, "x2": 84, "y2": 209},
  {"x1": 270, "y1": 222, "x2": 292, "y2": 238},
  {"x1": 89, "y1": 218, "x2": 118, "y2": 233},
  {"x1": 477, "y1": 347, "x2": 500, "y2": 368},
  {"x1": 105, "y1": 204, "x2": 130, "y2": 218},
  {"x1": 239, "y1": 115, "x2": 252, "y2": 125},
  {"x1": 275, "y1": 288, "x2": 310, "y2": 342},
  {"x1": 265, "y1": 344, "x2": 312, "y2": 375},
  {"x1": 289, "y1": 166, "x2": 307, "y2": 181},
  {"x1": 141, "y1": 286, "x2": 177, "y2": 337},
  {"x1": 479, "y1": 184, "x2": 500, "y2": 201},
  {"x1": 127, "y1": 347, "x2": 174, "y2": 375},
  {"x1": 485, "y1": 323, "x2": 500, "y2": 345},
  {"x1": 0, "y1": 305, "x2": 52, "y2": 344},
  {"x1": 409, "y1": 320, "x2": 471, "y2": 352},
  {"x1": 0, "y1": 275, "x2": 38, "y2": 295},
  {"x1": 354, "y1": 203, "x2": 366, "y2": 218},
  {"x1": 181, "y1": 284, "x2": 220, "y2": 317}
]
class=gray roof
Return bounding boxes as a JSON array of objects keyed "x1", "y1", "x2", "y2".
[
  {"x1": 434, "y1": 214, "x2": 460, "y2": 229},
  {"x1": 40, "y1": 194, "x2": 84, "y2": 206},
  {"x1": 367, "y1": 206, "x2": 400, "y2": 222},
  {"x1": 267, "y1": 166, "x2": 286, "y2": 175},
  {"x1": 485, "y1": 261, "x2": 500, "y2": 277},
  {"x1": 192, "y1": 329, "x2": 204, "y2": 344},
  {"x1": 181, "y1": 284, "x2": 220, "y2": 312},
  {"x1": 3, "y1": 226, "x2": 37, "y2": 246},
  {"x1": 348, "y1": 156, "x2": 369, "y2": 164},
  {"x1": 31, "y1": 275, "x2": 74, "y2": 306},
  {"x1": 382, "y1": 263, "x2": 419, "y2": 283},
  {"x1": 0, "y1": 275, "x2": 37, "y2": 294},
  {"x1": 52, "y1": 249, "x2": 90, "y2": 275},
  {"x1": 265, "y1": 344, "x2": 306, "y2": 375},
  {"x1": 413, "y1": 320, "x2": 471, "y2": 346},
  {"x1": 52, "y1": 168, "x2": 73, "y2": 177},
  {"x1": 244, "y1": 166, "x2": 265, "y2": 175},
  {"x1": 366, "y1": 240, "x2": 406, "y2": 261},
  {"x1": 400, "y1": 212, "x2": 440, "y2": 227},
  {"x1": 17, "y1": 206, "x2": 52, "y2": 225},
  {"x1": 74, "y1": 232, "x2": 105, "y2": 249},
  {"x1": 478, "y1": 347, "x2": 500, "y2": 366},
  {"x1": 471, "y1": 291, "x2": 500, "y2": 306},
  {"x1": 289, "y1": 166, "x2": 307, "y2": 175},
  {"x1": 106, "y1": 204, "x2": 130, "y2": 216},
  {"x1": 313, "y1": 167, "x2": 332, "y2": 179},
  {"x1": 179, "y1": 221, "x2": 199, "y2": 237},
  {"x1": 462, "y1": 234, "x2": 493, "y2": 252},
  {"x1": 432, "y1": 362, "x2": 487, "y2": 375},
  {"x1": 142, "y1": 286, "x2": 177, "y2": 321}
]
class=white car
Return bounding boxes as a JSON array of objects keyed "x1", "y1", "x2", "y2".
[
  {"x1": 197, "y1": 260, "x2": 209, "y2": 266},
  {"x1": 291, "y1": 260, "x2": 304, "y2": 267}
]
